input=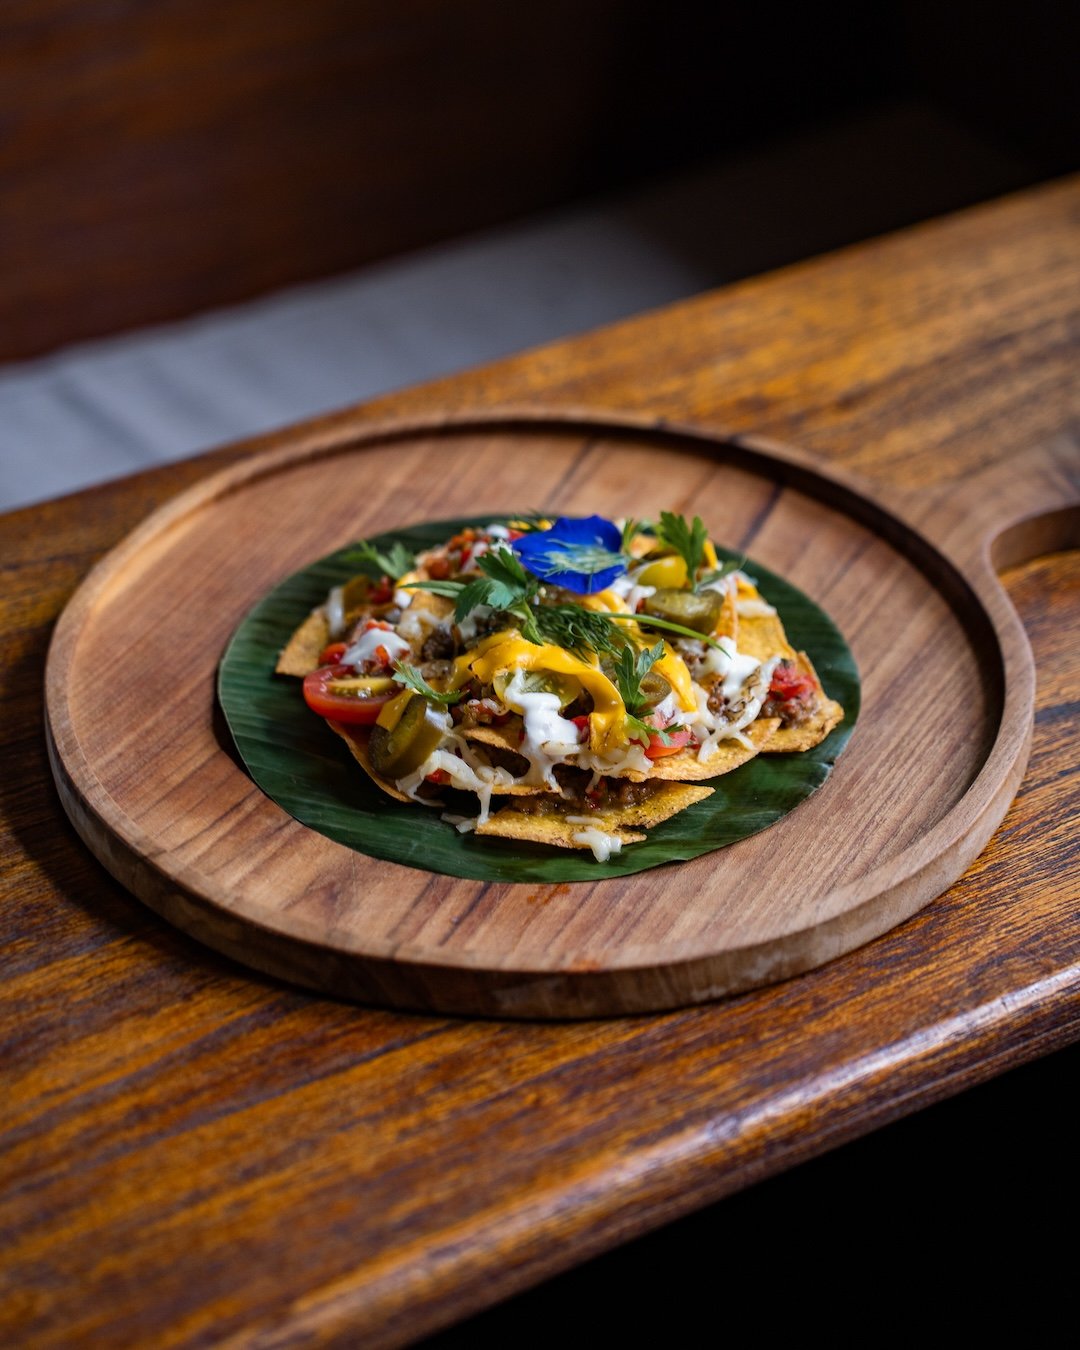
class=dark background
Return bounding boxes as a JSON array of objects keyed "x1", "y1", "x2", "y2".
[{"x1": 1, "y1": 0, "x2": 1076, "y2": 361}]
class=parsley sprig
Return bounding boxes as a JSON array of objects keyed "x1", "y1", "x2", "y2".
[{"x1": 655, "y1": 511, "x2": 709, "y2": 585}]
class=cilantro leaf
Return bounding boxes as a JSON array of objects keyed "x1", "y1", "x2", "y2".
[
  {"x1": 392, "y1": 663, "x2": 464, "y2": 704},
  {"x1": 452, "y1": 547, "x2": 536, "y2": 623},
  {"x1": 611, "y1": 641, "x2": 666, "y2": 715},
  {"x1": 340, "y1": 538, "x2": 415, "y2": 581}
]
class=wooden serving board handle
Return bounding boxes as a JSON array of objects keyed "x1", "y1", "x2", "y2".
[{"x1": 899, "y1": 434, "x2": 1080, "y2": 572}]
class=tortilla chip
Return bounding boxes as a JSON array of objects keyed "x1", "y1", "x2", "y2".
[
  {"x1": 475, "y1": 811, "x2": 644, "y2": 851},
  {"x1": 713, "y1": 580, "x2": 739, "y2": 642},
  {"x1": 477, "y1": 777, "x2": 712, "y2": 847},
  {"x1": 462, "y1": 721, "x2": 522, "y2": 753},
  {"x1": 328, "y1": 720, "x2": 434, "y2": 804},
  {"x1": 405, "y1": 589, "x2": 455, "y2": 622},
  {"x1": 762, "y1": 652, "x2": 844, "y2": 753},
  {"x1": 646, "y1": 716, "x2": 780, "y2": 780},
  {"x1": 736, "y1": 612, "x2": 796, "y2": 663},
  {"x1": 276, "y1": 608, "x2": 331, "y2": 676},
  {"x1": 600, "y1": 780, "x2": 714, "y2": 827},
  {"x1": 476, "y1": 779, "x2": 714, "y2": 851}
]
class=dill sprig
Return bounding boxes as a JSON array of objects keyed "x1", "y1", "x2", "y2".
[
  {"x1": 530, "y1": 604, "x2": 630, "y2": 656},
  {"x1": 605, "y1": 611, "x2": 724, "y2": 649}
]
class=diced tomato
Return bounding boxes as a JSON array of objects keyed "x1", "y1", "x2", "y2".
[
  {"x1": 302, "y1": 664, "x2": 396, "y2": 725},
  {"x1": 318, "y1": 641, "x2": 348, "y2": 666},
  {"x1": 369, "y1": 577, "x2": 395, "y2": 604},
  {"x1": 769, "y1": 664, "x2": 817, "y2": 702},
  {"x1": 426, "y1": 768, "x2": 450, "y2": 785},
  {"x1": 644, "y1": 728, "x2": 692, "y2": 759},
  {"x1": 571, "y1": 714, "x2": 591, "y2": 742},
  {"x1": 427, "y1": 556, "x2": 452, "y2": 580}
]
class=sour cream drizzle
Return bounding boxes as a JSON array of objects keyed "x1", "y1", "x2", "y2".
[{"x1": 341, "y1": 626, "x2": 412, "y2": 667}]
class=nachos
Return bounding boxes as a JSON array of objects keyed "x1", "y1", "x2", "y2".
[{"x1": 277, "y1": 514, "x2": 843, "y2": 861}]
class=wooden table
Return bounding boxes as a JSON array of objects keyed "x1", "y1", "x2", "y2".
[{"x1": 3, "y1": 177, "x2": 1078, "y2": 1347}]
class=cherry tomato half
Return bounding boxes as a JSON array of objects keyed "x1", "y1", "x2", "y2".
[
  {"x1": 643, "y1": 728, "x2": 692, "y2": 759},
  {"x1": 302, "y1": 664, "x2": 397, "y2": 725}
]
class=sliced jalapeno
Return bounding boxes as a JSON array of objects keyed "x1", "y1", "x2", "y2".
[
  {"x1": 368, "y1": 694, "x2": 446, "y2": 778},
  {"x1": 641, "y1": 588, "x2": 725, "y2": 636}
]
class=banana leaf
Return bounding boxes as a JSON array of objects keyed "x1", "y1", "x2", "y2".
[{"x1": 218, "y1": 516, "x2": 860, "y2": 882}]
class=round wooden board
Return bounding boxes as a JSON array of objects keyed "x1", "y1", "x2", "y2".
[{"x1": 45, "y1": 412, "x2": 1033, "y2": 1017}]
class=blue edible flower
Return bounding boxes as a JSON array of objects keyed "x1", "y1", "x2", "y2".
[{"x1": 514, "y1": 515, "x2": 627, "y2": 594}]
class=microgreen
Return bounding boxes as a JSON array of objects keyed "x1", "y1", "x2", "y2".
[{"x1": 534, "y1": 540, "x2": 626, "y2": 578}]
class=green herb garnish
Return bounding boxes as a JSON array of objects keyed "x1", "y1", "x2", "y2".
[
  {"x1": 697, "y1": 556, "x2": 744, "y2": 589},
  {"x1": 534, "y1": 540, "x2": 626, "y2": 579},
  {"x1": 611, "y1": 641, "x2": 665, "y2": 715},
  {"x1": 406, "y1": 543, "x2": 728, "y2": 656},
  {"x1": 453, "y1": 547, "x2": 534, "y2": 619},
  {"x1": 392, "y1": 663, "x2": 464, "y2": 704},
  {"x1": 340, "y1": 538, "x2": 416, "y2": 581},
  {"x1": 609, "y1": 640, "x2": 685, "y2": 746},
  {"x1": 620, "y1": 517, "x2": 646, "y2": 552},
  {"x1": 655, "y1": 511, "x2": 709, "y2": 585},
  {"x1": 406, "y1": 548, "x2": 630, "y2": 655},
  {"x1": 531, "y1": 604, "x2": 630, "y2": 656}
]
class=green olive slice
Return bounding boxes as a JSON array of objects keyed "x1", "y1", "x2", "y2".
[
  {"x1": 368, "y1": 695, "x2": 446, "y2": 778},
  {"x1": 641, "y1": 588, "x2": 724, "y2": 636}
]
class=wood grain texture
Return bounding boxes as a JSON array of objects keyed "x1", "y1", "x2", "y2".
[
  {"x1": 44, "y1": 413, "x2": 1053, "y2": 1015},
  {"x1": 2, "y1": 179, "x2": 1079, "y2": 1345}
]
